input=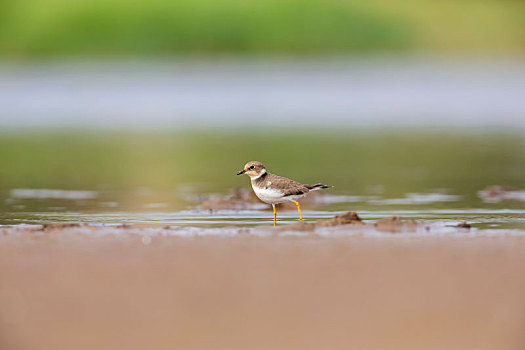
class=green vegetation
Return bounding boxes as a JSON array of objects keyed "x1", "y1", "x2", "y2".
[{"x1": 0, "y1": 0, "x2": 523, "y2": 57}]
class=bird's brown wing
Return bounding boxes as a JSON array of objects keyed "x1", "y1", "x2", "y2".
[{"x1": 266, "y1": 173, "x2": 310, "y2": 196}]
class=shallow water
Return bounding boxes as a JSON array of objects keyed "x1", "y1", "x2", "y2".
[
  {"x1": 0, "y1": 131, "x2": 523, "y2": 232},
  {"x1": 2, "y1": 200, "x2": 525, "y2": 232}
]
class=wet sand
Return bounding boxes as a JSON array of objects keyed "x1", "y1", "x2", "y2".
[{"x1": 1, "y1": 227, "x2": 524, "y2": 350}]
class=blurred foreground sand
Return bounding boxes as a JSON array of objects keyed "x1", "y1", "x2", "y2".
[{"x1": 1, "y1": 231, "x2": 524, "y2": 350}]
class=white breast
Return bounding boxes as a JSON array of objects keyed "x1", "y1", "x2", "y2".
[{"x1": 252, "y1": 184, "x2": 286, "y2": 204}]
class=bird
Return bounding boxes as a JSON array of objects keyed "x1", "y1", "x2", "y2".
[{"x1": 237, "y1": 161, "x2": 331, "y2": 226}]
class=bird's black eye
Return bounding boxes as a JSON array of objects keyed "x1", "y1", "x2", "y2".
[{"x1": 249, "y1": 165, "x2": 255, "y2": 170}]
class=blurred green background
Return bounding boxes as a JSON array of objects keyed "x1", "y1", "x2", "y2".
[{"x1": 0, "y1": 0, "x2": 523, "y2": 57}]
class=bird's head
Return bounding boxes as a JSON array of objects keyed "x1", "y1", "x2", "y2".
[{"x1": 237, "y1": 161, "x2": 266, "y2": 179}]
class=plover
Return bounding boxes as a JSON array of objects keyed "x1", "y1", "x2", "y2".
[{"x1": 237, "y1": 161, "x2": 331, "y2": 226}]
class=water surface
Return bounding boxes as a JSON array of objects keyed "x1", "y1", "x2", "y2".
[{"x1": 1, "y1": 131, "x2": 523, "y2": 232}]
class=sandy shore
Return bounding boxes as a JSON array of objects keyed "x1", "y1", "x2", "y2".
[{"x1": 1, "y1": 226, "x2": 524, "y2": 350}]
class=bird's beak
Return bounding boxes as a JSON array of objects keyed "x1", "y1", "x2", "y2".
[{"x1": 236, "y1": 169, "x2": 246, "y2": 175}]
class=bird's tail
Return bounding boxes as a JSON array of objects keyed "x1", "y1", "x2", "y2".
[{"x1": 305, "y1": 183, "x2": 332, "y2": 191}]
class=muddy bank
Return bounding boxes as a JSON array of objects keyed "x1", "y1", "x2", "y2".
[{"x1": 1, "y1": 231, "x2": 524, "y2": 350}]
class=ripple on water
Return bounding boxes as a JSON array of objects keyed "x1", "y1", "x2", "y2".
[{"x1": 1, "y1": 207, "x2": 524, "y2": 234}]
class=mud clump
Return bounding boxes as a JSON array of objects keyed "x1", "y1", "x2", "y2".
[
  {"x1": 316, "y1": 211, "x2": 364, "y2": 227},
  {"x1": 227, "y1": 188, "x2": 255, "y2": 202},
  {"x1": 456, "y1": 222, "x2": 471, "y2": 229},
  {"x1": 375, "y1": 216, "x2": 418, "y2": 233},
  {"x1": 201, "y1": 188, "x2": 262, "y2": 210},
  {"x1": 478, "y1": 185, "x2": 525, "y2": 203},
  {"x1": 42, "y1": 223, "x2": 85, "y2": 231},
  {"x1": 280, "y1": 211, "x2": 364, "y2": 231},
  {"x1": 115, "y1": 224, "x2": 133, "y2": 229}
]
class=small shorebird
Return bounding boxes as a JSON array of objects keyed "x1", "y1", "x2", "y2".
[{"x1": 237, "y1": 161, "x2": 331, "y2": 226}]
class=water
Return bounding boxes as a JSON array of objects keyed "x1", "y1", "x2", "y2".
[
  {"x1": 1, "y1": 131, "x2": 523, "y2": 232},
  {"x1": 1, "y1": 59, "x2": 525, "y2": 129}
]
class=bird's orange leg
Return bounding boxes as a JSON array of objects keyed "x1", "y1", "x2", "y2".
[
  {"x1": 272, "y1": 204, "x2": 277, "y2": 227},
  {"x1": 292, "y1": 201, "x2": 302, "y2": 220}
]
